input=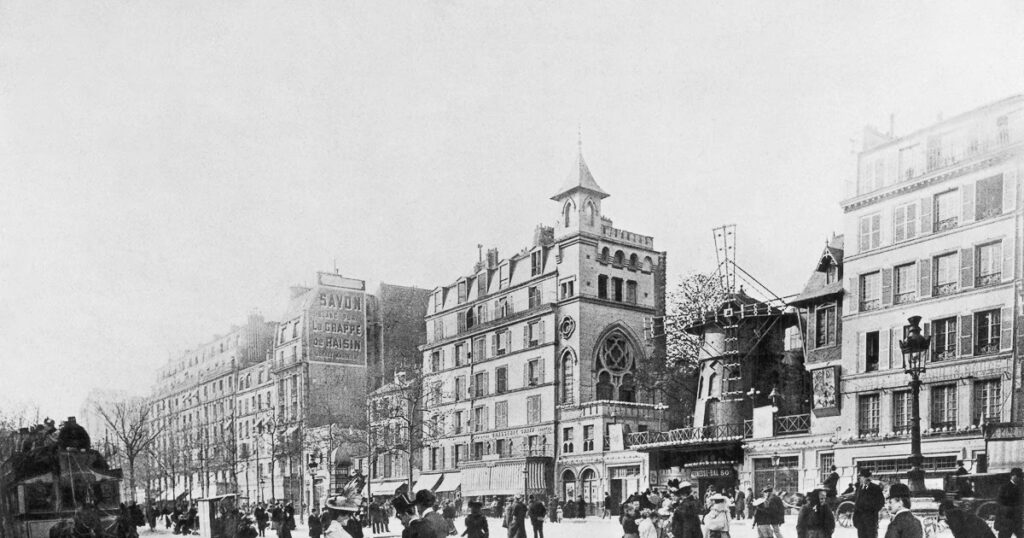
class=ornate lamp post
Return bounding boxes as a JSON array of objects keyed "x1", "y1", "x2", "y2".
[{"x1": 899, "y1": 315, "x2": 931, "y2": 493}]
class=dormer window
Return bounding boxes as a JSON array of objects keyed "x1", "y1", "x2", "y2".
[{"x1": 825, "y1": 264, "x2": 838, "y2": 284}]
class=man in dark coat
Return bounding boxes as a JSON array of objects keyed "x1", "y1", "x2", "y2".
[
  {"x1": 575, "y1": 497, "x2": 586, "y2": 519},
  {"x1": 823, "y1": 466, "x2": 841, "y2": 499},
  {"x1": 254, "y1": 504, "x2": 269, "y2": 537},
  {"x1": 601, "y1": 493, "x2": 612, "y2": 519},
  {"x1": 882, "y1": 484, "x2": 922, "y2": 538},
  {"x1": 307, "y1": 507, "x2": 323, "y2": 538},
  {"x1": 752, "y1": 486, "x2": 785, "y2": 538},
  {"x1": 853, "y1": 468, "x2": 885, "y2": 538},
  {"x1": 939, "y1": 500, "x2": 995, "y2": 538},
  {"x1": 527, "y1": 496, "x2": 546, "y2": 538},
  {"x1": 414, "y1": 489, "x2": 447, "y2": 538},
  {"x1": 507, "y1": 497, "x2": 528, "y2": 538},
  {"x1": 670, "y1": 485, "x2": 702, "y2": 538},
  {"x1": 996, "y1": 468, "x2": 1024, "y2": 538}
]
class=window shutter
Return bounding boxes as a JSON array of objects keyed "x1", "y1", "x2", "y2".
[
  {"x1": 539, "y1": 320, "x2": 546, "y2": 343},
  {"x1": 523, "y1": 363, "x2": 530, "y2": 388},
  {"x1": 494, "y1": 300, "x2": 500, "y2": 317},
  {"x1": 458, "y1": 312, "x2": 466, "y2": 333},
  {"x1": 806, "y1": 309, "x2": 817, "y2": 350},
  {"x1": 539, "y1": 358, "x2": 546, "y2": 384},
  {"x1": 1004, "y1": 169, "x2": 1017, "y2": 213},
  {"x1": 1003, "y1": 237, "x2": 1014, "y2": 282},
  {"x1": 961, "y1": 247, "x2": 975, "y2": 290},
  {"x1": 483, "y1": 407, "x2": 489, "y2": 430},
  {"x1": 490, "y1": 334, "x2": 497, "y2": 357},
  {"x1": 1001, "y1": 306, "x2": 1013, "y2": 352},
  {"x1": 894, "y1": 206, "x2": 906, "y2": 242},
  {"x1": 890, "y1": 326, "x2": 902, "y2": 369},
  {"x1": 523, "y1": 326, "x2": 529, "y2": 348},
  {"x1": 920, "y1": 197, "x2": 933, "y2": 235},
  {"x1": 961, "y1": 182, "x2": 976, "y2": 224},
  {"x1": 483, "y1": 372, "x2": 490, "y2": 396},
  {"x1": 505, "y1": 329, "x2": 512, "y2": 352},
  {"x1": 918, "y1": 259, "x2": 932, "y2": 299},
  {"x1": 922, "y1": 322, "x2": 931, "y2": 363},
  {"x1": 879, "y1": 330, "x2": 890, "y2": 370},
  {"x1": 879, "y1": 209, "x2": 891, "y2": 246},
  {"x1": 881, "y1": 268, "x2": 893, "y2": 306},
  {"x1": 857, "y1": 332, "x2": 865, "y2": 372},
  {"x1": 959, "y1": 314, "x2": 974, "y2": 358},
  {"x1": 848, "y1": 277, "x2": 860, "y2": 314}
]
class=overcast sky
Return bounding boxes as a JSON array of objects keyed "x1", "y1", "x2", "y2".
[{"x1": 1, "y1": 1, "x2": 1023, "y2": 419}]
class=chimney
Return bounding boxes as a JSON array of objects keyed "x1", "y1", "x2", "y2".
[
  {"x1": 486, "y1": 248, "x2": 499, "y2": 269},
  {"x1": 533, "y1": 225, "x2": 555, "y2": 247}
]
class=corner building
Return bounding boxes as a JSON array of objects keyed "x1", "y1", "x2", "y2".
[
  {"x1": 839, "y1": 95, "x2": 1024, "y2": 480},
  {"x1": 420, "y1": 151, "x2": 667, "y2": 512}
]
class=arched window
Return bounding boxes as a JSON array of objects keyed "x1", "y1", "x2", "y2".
[
  {"x1": 614, "y1": 250, "x2": 625, "y2": 266},
  {"x1": 601, "y1": 247, "x2": 610, "y2": 262},
  {"x1": 643, "y1": 256, "x2": 654, "y2": 272},
  {"x1": 596, "y1": 372, "x2": 614, "y2": 400},
  {"x1": 246, "y1": 374, "x2": 252, "y2": 389},
  {"x1": 629, "y1": 254, "x2": 639, "y2": 269},
  {"x1": 584, "y1": 201, "x2": 596, "y2": 226},
  {"x1": 561, "y1": 470, "x2": 577, "y2": 500},
  {"x1": 708, "y1": 373, "x2": 718, "y2": 397},
  {"x1": 466, "y1": 308, "x2": 476, "y2": 328},
  {"x1": 581, "y1": 469, "x2": 598, "y2": 509},
  {"x1": 619, "y1": 374, "x2": 635, "y2": 402},
  {"x1": 561, "y1": 352, "x2": 575, "y2": 404},
  {"x1": 563, "y1": 201, "x2": 573, "y2": 227},
  {"x1": 697, "y1": 375, "x2": 705, "y2": 397}
]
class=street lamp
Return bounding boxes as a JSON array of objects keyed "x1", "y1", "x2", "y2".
[{"x1": 899, "y1": 315, "x2": 931, "y2": 494}]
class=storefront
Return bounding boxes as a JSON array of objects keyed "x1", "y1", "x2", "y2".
[{"x1": 462, "y1": 458, "x2": 551, "y2": 500}]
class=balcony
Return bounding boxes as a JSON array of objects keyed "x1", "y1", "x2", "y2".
[
  {"x1": 976, "y1": 273, "x2": 1002, "y2": 288},
  {"x1": 626, "y1": 422, "x2": 750, "y2": 449},
  {"x1": 932, "y1": 348, "x2": 956, "y2": 362},
  {"x1": 933, "y1": 283, "x2": 958, "y2": 297},
  {"x1": 975, "y1": 342, "x2": 1000, "y2": 355},
  {"x1": 935, "y1": 217, "x2": 959, "y2": 232},
  {"x1": 467, "y1": 446, "x2": 553, "y2": 462},
  {"x1": 860, "y1": 299, "x2": 880, "y2": 312},
  {"x1": 775, "y1": 414, "x2": 811, "y2": 435},
  {"x1": 983, "y1": 422, "x2": 1024, "y2": 440},
  {"x1": 894, "y1": 292, "x2": 917, "y2": 305}
]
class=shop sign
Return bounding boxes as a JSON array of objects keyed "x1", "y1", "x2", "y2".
[{"x1": 689, "y1": 467, "x2": 733, "y2": 478}]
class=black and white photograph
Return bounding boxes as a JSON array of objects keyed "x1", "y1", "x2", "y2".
[{"x1": 2, "y1": 2, "x2": 1024, "y2": 537}]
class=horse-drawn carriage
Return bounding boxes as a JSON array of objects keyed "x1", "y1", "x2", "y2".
[{"x1": 0, "y1": 418, "x2": 123, "y2": 538}]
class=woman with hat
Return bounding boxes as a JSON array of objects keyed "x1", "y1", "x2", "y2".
[
  {"x1": 882, "y1": 483, "x2": 922, "y2": 538},
  {"x1": 703, "y1": 494, "x2": 732, "y2": 538},
  {"x1": 323, "y1": 494, "x2": 361, "y2": 538},
  {"x1": 796, "y1": 487, "x2": 835, "y2": 538},
  {"x1": 462, "y1": 500, "x2": 489, "y2": 538}
]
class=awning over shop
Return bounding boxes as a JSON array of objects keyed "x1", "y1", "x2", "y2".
[
  {"x1": 412, "y1": 474, "x2": 444, "y2": 493},
  {"x1": 435, "y1": 473, "x2": 462, "y2": 493},
  {"x1": 462, "y1": 461, "x2": 548, "y2": 496},
  {"x1": 362, "y1": 479, "x2": 408, "y2": 498}
]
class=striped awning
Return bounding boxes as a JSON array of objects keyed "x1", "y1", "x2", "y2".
[
  {"x1": 412, "y1": 474, "x2": 444, "y2": 493},
  {"x1": 462, "y1": 461, "x2": 547, "y2": 496},
  {"x1": 435, "y1": 473, "x2": 461, "y2": 493},
  {"x1": 361, "y1": 479, "x2": 408, "y2": 498}
]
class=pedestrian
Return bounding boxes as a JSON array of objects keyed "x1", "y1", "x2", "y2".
[
  {"x1": 670, "y1": 484, "x2": 702, "y2": 538},
  {"x1": 547, "y1": 498, "x2": 558, "y2": 524},
  {"x1": 996, "y1": 467, "x2": 1024, "y2": 538},
  {"x1": 734, "y1": 488, "x2": 746, "y2": 520},
  {"x1": 576, "y1": 496, "x2": 587, "y2": 519},
  {"x1": 752, "y1": 486, "x2": 785, "y2": 538},
  {"x1": 506, "y1": 496, "x2": 527, "y2": 538},
  {"x1": 443, "y1": 501, "x2": 458, "y2": 536},
  {"x1": 954, "y1": 460, "x2": 970, "y2": 476},
  {"x1": 637, "y1": 509, "x2": 659, "y2": 538},
  {"x1": 602, "y1": 492, "x2": 612, "y2": 519},
  {"x1": 620, "y1": 505, "x2": 640, "y2": 538},
  {"x1": 704, "y1": 494, "x2": 732, "y2": 538},
  {"x1": 796, "y1": 488, "x2": 835, "y2": 538},
  {"x1": 255, "y1": 504, "x2": 269, "y2": 537},
  {"x1": 555, "y1": 502, "x2": 563, "y2": 524},
  {"x1": 278, "y1": 502, "x2": 295, "y2": 538},
  {"x1": 527, "y1": 496, "x2": 546, "y2": 538},
  {"x1": 852, "y1": 469, "x2": 885, "y2": 538},
  {"x1": 704, "y1": 486, "x2": 719, "y2": 511},
  {"x1": 367, "y1": 501, "x2": 380, "y2": 534},
  {"x1": 823, "y1": 467, "x2": 840, "y2": 500},
  {"x1": 882, "y1": 483, "x2": 922, "y2": 538},
  {"x1": 271, "y1": 503, "x2": 283, "y2": 535},
  {"x1": 238, "y1": 516, "x2": 260, "y2": 538},
  {"x1": 415, "y1": 489, "x2": 448, "y2": 538},
  {"x1": 938, "y1": 500, "x2": 994, "y2": 538},
  {"x1": 323, "y1": 494, "x2": 359, "y2": 538},
  {"x1": 308, "y1": 507, "x2": 323, "y2": 538},
  {"x1": 463, "y1": 501, "x2": 489, "y2": 538},
  {"x1": 746, "y1": 488, "x2": 755, "y2": 521},
  {"x1": 391, "y1": 493, "x2": 425, "y2": 538}
]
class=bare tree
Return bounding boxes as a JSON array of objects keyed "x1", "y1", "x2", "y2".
[{"x1": 93, "y1": 397, "x2": 161, "y2": 501}]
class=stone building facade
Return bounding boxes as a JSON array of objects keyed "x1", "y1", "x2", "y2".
[{"x1": 419, "y1": 150, "x2": 667, "y2": 513}]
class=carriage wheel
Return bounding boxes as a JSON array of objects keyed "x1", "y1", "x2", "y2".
[
  {"x1": 976, "y1": 501, "x2": 1001, "y2": 528},
  {"x1": 835, "y1": 501, "x2": 855, "y2": 528}
]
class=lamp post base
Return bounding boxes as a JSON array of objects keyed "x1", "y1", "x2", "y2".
[{"x1": 907, "y1": 466, "x2": 926, "y2": 494}]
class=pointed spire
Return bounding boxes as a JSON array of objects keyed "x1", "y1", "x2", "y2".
[{"x1": 551, "y1": 132, "x2": 609, "y2": 201}]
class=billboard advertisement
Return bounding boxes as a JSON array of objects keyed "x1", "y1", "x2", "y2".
[{"x1": 309, "y1": 273, "x2": 366, "y2": 365}]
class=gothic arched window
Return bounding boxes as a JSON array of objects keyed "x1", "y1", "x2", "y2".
[
  {"x1": 563, "y1": 201, "x2": 573, "y2": 227},
  {"x1": 708, "y1": 373, "x2": 718, "y2": 397},
  {"x1": 619, "y1": 374, "x2": 635, "y2": 403},
  {"x1": 614, "y1": 250, "x2": 625, "y2": 266},
  {"x1": 561, "y1": 351, "x2": 575, "y2": 404},
  {"x1": 584, "y1": 201, "x2": 596, "y2": 226},
  {"x1": 596, "y1": 372, "x2": 614, "y2": 400}
]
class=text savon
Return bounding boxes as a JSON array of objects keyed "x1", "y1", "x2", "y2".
[{"x1": 319, "y1": 292, "x2": 363, "y2": 310}]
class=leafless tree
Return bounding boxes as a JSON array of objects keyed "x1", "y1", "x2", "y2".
[{"x1": 93, "y1": 397, "x2": 161, "y2": 502}]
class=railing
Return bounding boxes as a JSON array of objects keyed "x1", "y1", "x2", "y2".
[
  {"x1": 467, "y1": 447, "x2": 553, "y2": 462},
  {"x1": 932, "y1": 349, "x2": 956, "y2": 362},
  {"x1": 983, "y1": 422, "x2": 1024, "y2": 440},
  {"x1": 976, "y1": 342, "x2": 1000, "y2": 355},
  {"x1": 935, "y1": 217, "x2": 959, "y2": 232},
  {"x1": 930, "y1": 420, "x2": 956, "y2": 431},
  {"x1": 894, "y1": 292, "x2": 917, "y2": 305},
  {"x1": 976, "y1": 273, "x2": 1002, "y2": 287},
  {"x1": 626, "y1": 422, "x2": 749, "y2": 448},
  {"x1": 775, "y1": 414, "x2": 810, "y2": 435},
  {"x1": 978, "y1": 206, "x2": 1003, "y2": 221},
  {"x1": 934, "y1": 283, "x2": 958, "y2": 297},
  {"x1": 860, "y1": 299, "x2": 881, "y2": 311}
]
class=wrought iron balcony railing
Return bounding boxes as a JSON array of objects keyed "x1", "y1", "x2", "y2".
[
  {"x1": 775, "y1": 414, "x2": 811, "y2": 435},
  {"x1": 934, "y1": 283, "x2": 958, "y2": 297},
  {"x1": 894, "y1": 292, "x2": 917, "y2": 305},
  {"x1": 977, "y1": 273, "x2": 1002, "y2": 287},
  {"x1": 935, "y1": 217, "x2": 959, "y2": 232},
  {"x1": 626, "y1": 422, "x2": 750, "y2": 448}
]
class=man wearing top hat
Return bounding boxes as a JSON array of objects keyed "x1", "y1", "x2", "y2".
[
  {"x1": 392, "y1": 493, "x2": 429, "y2": 538},
  {"x1": 996, "y1": 467, "x2": 1024, "y2": 538},
  {"x1": 882, "y1": 483, "x2": 922, "y2": 538},
  {"x1": 853, "y1": 468, "x2": 885, "y2": 538},
  {"x1": 669, "y1": 483, "x2": 702, "y2": 538}
]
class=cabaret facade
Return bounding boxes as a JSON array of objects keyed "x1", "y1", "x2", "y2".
[{"x1": 419, "y1": 150, "x2": 667, "y2": 513}]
